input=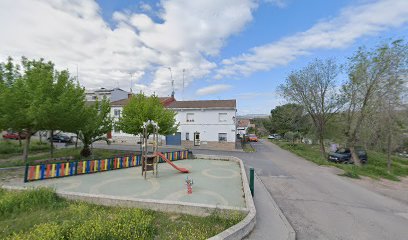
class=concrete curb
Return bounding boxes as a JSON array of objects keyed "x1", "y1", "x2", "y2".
[
  {"x1": 1, "y1": 185, "x2": 246, "y2": 217},
  {"x1": 195, "y1": 154, "x2": 256, "y2": 240},
  {"x1": 256, "y1": 173, "x2": 296, "y2": 240}
]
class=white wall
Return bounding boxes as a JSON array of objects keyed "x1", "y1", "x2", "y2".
[
  {"x1": 110, "y1": 107, "x2": 237, "y2": 143},
  {"x1": 174, "y1": 109, "x2": 236, "y2": 143}
]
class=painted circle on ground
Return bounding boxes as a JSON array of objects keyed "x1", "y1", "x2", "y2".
[
  {"x1": 201, "y1": 168, "x2": 240, "y2": 179},
  {"x1": 164, "y1": 189, "x2": 229, "y2": 206},
  {"x1": 90, "y1": 176, "x2": 160, "y2": 197}
]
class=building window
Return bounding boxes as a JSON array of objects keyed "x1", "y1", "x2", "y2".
[
  {"x1": 219, "y1": 113, "x2": 227, "y2": 122},
  {"x1": 218, "y1": 133, "x2": 227, "y2": 142},
  {"x1": 91, "y1": 95, "x2": 97, "y2": 100},
  {"x1": 186, "y1": 113, "x2": 194, "y2": 122},
  {"x1": 186, "y1": 132, "x2": 190, "y2": 141},
  {"x1": 114, "y1": 109, "x2": 121, "y2": 117}
]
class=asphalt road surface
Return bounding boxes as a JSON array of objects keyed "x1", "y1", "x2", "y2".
[{"x1": 193, "y1": 140, "x2": 408, "y2": 240}]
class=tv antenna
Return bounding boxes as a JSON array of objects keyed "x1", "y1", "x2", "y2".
[
  {"x1": 182, "y1": 69, "x2": 185, "y2": 100},
  {"x1": 168, "y1": 67, "x2": 174, "y2": 97}
]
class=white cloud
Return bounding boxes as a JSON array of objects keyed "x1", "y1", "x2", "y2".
[
  {"x1": 0, "y1": 0, "x2": 257, "y2": 96},
  {"x1": 196, "y1": 84, "x2": 232, "y2": 96},
  {"x1": 216, "y1": 0, "x2": 408, "y2": 79}
]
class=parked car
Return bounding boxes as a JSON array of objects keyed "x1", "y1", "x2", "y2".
[
  {"x1": 268, "y1": 134, "x2": 281, "y2": 140},
  {"x1": 48, "y1": 134, "x2": 72, "y2": 143},
  {"x1": 328, "y1": 147, "x2": 367, "y2": 164},
  {"x1": 248, "y1": 134, "x2": 258, "y2": 142},
  {"x1": 2, "y1": 131, "x2": 28, "y2": 140}
]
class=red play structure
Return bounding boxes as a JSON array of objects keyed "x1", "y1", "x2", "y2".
[{"x1": 155, "y1": 152, "x2": 189, "y2": 173}]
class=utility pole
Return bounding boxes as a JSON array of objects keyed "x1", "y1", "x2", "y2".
[{"x1": 130, "y1": 73, "x2": 133, "y2": 93}]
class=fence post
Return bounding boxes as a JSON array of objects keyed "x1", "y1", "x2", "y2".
[
  {"x1": 249, "y1": 167, "x2": 254, "y2": 196},
  {"x1": 24, "y1": 163, "x2": 29, "y2": 182},
  {"x1": 75, "y1": 161, "x2": 78, "y2": 175}
]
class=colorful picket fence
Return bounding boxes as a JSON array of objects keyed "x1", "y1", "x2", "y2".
[{"x1": 24, "y1": 150, "x2": 190, "y2": 182}]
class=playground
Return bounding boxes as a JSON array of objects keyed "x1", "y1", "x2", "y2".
[{"x1": 11, "y1": 158, "x2": 246, "y2": 208}]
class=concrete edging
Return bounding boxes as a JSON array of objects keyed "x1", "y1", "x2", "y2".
[
  {"x1": 1, "y1": 185, "x2": 247, "y2": 217},
  {"x1": 2, "y1": 155, "x2": 255, "y2": 240},
  {"x1": 194, "y1": 154, "x2": 256, "y2": 240}
]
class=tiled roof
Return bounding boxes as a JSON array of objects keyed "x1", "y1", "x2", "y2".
[
  {"x1": 237, "y1": 119, "x2": 250, "y2": 127},
  {"x1": 167, "y1": 99, "x2": 236, "y2": 109},
  {"x1": 110, "y1": 96, "x2": 175, "y2": 106}
]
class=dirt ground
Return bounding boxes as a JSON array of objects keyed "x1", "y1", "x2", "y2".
[
  {"x1": 0, "y1": 168, "x2": 24, "y2": 185},
  {"x1": 349, "y1": 176, "x2": 408, "y2": 205}
]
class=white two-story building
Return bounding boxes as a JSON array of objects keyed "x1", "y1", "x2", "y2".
[
  {"x1": 108, "y1": 97, "x2": 237, "y2": 150},
  {"x1": 166, "y1": 100, "x2": 237, "y2": 150}
]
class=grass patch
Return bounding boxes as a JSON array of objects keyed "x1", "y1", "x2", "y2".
[
  {"x1": 242, "y1": 143, "x2": 255, "y2": 153},
  {"x1": 271, "y1": 140, "x2": 408, "y2": 181},
  {"x1": 0, "y1": 148, "x2": 131, "y2": 168},
  {"x1": 0, "y1": 188, "x2": 244, "y2": 240},
  {"x1": 0, "y1": 140, "x2": 49, "y2": 157}
]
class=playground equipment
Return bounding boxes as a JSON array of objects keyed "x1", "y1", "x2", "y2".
[
  {"x1": 141, "y1": 120, "x2": 159, "y2": 179},
  {"x1": 185, "y1": 176, "x2": 193, "y2": 194},
  {"x1": 155, "y1": 152, "x2": 189, "y2": 173},
  {"x1": 141, "y1": 120, "x2": 189, "y2": 179}
]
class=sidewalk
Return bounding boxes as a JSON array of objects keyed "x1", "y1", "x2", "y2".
[{"x1": 245, "y1": 173, "x2": 295, "y2": 240}]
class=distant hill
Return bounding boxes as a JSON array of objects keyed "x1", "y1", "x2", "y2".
[{"x1": 237, "y1": 114, "x2": 269, "y2": 119}]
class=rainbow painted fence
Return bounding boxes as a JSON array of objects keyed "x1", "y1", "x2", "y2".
[{"x1": 24, "y1": 150, "x2": 190, "y2": 182}]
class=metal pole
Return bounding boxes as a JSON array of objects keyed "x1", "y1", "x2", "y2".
[{"x1": 249, "y1": 167, "x2": 254, "y2": 196}]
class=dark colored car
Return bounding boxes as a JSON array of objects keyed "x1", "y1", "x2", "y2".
[
  {"x1": 328, "y1": 148, "x2": 367, "y2": 164},
  {"x1": 48, "y1": 134, "x2": 72, "y2": 143},
  {"x1": 2, "y1": 131, "x2": 28, "y2": 140}
]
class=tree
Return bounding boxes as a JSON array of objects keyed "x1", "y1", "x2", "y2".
[
  {"x1": 78, "y1": 98, "x2": 113, "y2": 157},
  {"x1": 32, "y1": 67, "x2": 85, "y2": 157},
  {"x1": 117, "y1": 93, "x2": 178, "y2": 140},
  {"x1": 268, "y1": 103, "x2": 308, "y2": 136},
  {"x1": 279, "y1": 58, "x2": 341, "y2": 158},
  {"x1": 342, "y1": 40, "x2": 408, "y2": 166}
]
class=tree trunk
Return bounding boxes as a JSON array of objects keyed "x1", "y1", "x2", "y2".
[
  {"x1": 23, "y1": 130, "x2": 31, "y2": 164},
  {"x1": 39, "y1": 131, "x2": 43, "y2": 144},
  {"x1": 80, "y1": 144, "x2": 91, "y2": 157},
  {"x1": 318, "y1": 130, "x2": 326, "y2": 159},
  {"x1": 75, "y1": 132, "x2": 79, "y2": 149},
  {"x1": 50, "y1": 130, "x2": 54, "y2": 158},
  {"x1": 18, "y1": 132, "x2": 22, "y2": 147},
  {"x1": 387, "y1": 132, "x2": 392, "y2": 173},
  {"x1": 349, "y1": 146, "x2": 361, "y2": 166}
]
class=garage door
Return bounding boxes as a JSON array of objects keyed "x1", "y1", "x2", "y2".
[{"x1": 165, "y1": 132, "x2": 181, "y2": 145}]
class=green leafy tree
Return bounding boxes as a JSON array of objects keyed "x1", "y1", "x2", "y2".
[
  {"x1": 32, "y1": 67, "x2": 85, "y2": 157},
  {"x1": 117, "y1": 93, "x2": 178, "y2": 140},
  {"x1": 78, "y1": 98, "x2": 113, "y2": 157},
  {"x1": 268, "y1": 104, "x2": 308, "y2": 136}
]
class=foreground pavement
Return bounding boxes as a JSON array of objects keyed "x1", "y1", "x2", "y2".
[{"x1": 194, "y1": 140, "x2": 408, "y2": 240}]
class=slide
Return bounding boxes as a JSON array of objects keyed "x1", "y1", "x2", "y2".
[{"x1": 155, "y1": 152, "x2": 189, "y2": 173}]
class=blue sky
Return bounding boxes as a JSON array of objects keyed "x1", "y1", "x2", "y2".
[{"x1": 0, "y1": 0, "x2": 407, "y2": 115}]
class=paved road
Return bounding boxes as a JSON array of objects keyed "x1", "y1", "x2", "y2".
[{"x1": 193, "y1": 140, "x2": 408, "y2": 240}]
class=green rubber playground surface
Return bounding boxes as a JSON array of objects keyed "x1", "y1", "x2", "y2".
[{"x1": 13, "y1": 159, "x2": 245, "y2": 208}]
